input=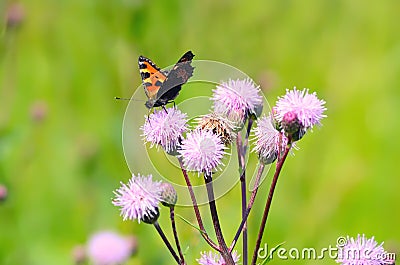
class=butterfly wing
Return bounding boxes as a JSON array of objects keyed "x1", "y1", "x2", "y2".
[
  {"x1": 138, "y1": 55, "x2": 167, "y2": 102},
  {"x1": 153, "y1": 51, "x2": 195, "y2": 107}
]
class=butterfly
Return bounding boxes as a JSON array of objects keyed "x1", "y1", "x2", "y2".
[{"x1": 138, "y1": 51, "x2": 195, "y2": 109}]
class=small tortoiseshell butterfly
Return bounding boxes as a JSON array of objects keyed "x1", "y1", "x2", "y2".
[{"x1": 138, "y1": 51, "x2": 195, "y2": 109}]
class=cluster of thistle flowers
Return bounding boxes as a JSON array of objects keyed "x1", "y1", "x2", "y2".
[{"x1": 112, "y1": 78, "x2": 328, "y2": 265}]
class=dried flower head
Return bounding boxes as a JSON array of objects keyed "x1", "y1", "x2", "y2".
[
  {"x1": 197, "y1": 113, "x2": 235, "y2": 145},
  {"x1": 253, "y1": 115, "x2": 289, "y2": 164},
  {"x1": 112, "y1": 174, "x2": 162, "y2": 223},
  {"x1": 336, "y1": 234, "x2": 394, "y2": 265},
  {"x1": 275, "y1": 87, "x2": 326, "y2": 131},
  {"x1": 141, "y1": 107, "x2": 188, "y2": 154},
  {"x1": 197, "y1": 251, "x2": 240, "y2": 265},
  {"x1": 179, "y1": 129, "x2": 227, "y2": 175},
  {"x1": 212, "y1": 78, "x2": 263, "y2": 130},
  {"x1": 87, "y1": 231, "x2": 134, "y2": 265}
]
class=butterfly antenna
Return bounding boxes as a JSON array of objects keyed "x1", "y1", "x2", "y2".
[
  {"x1": 115, "y1": 97, "x2": 146, "y2": 103},
  {"x1": 115, "y1": 97, "x2": 132, "y2": 100}
]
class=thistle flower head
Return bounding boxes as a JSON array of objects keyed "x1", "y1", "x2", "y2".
[
  {"x1": 197, "y1": 251, "x2": 240, "y2": 265},
  {"x1": 112, "y1": 174, "x2": 162, "y2": 223},
  {"x1": 179, "y1": 129, "x2": 227, "y2": 175},
  {"x1": 196, "y1": 112, "x2": 235, "y2": 145},
  {"x1": 336, "y1": 234, "x2": 394, "y2": 265},
  {"x1": 275, "y1": 87, "x2": 326, "y2": 131},
  {"x1": 86, "y1": 231, "x2": 134, "y2": 265},
  {"x1": 212, "y1": 78, "x2": 263, "y2": 130},
  {"x1": 253, "y1": 115, "x2": 289, "y2": 164},
  {"x1": 141, "y1": 107, "x2": 188, "y2": 154}
]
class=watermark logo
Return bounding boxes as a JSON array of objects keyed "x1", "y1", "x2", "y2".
[{"x1": 257, "y1": 235, "x2": 396, "y2": 263}]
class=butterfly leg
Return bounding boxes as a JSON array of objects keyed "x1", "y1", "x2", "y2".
[
  {"x1": 162, "y1": 105, "x2": 169, "y2": 114},
  {"x1": 147, "y1": 108, "x2": 153, "y2": 126}
]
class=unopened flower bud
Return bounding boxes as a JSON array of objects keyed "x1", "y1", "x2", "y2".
[
  {"x1": 6, "y1": 3, "x2": 25, "y2": 29},
  {"x1": 30, "y1": 100, "x2": 48, "y2": 123},
  {"x1": 126, "y1": 236, "x2": 138, "y2": 256},
  {"x1": 71, "y1": 245, "x2": 86, "y2": 265},
  {"x1": 259, "y1": 151, "x2": 278, "y2": 165},
  {"x1": 160, "y1": 183, "x2": 177, "y2": 207},
  {"x1": 281, "y1": 111, "x2": 305, "y2": 141}
]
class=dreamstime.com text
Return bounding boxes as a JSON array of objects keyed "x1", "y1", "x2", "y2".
[{"x1": 257, "y1": 241, "x2": 396, "y2": 262}]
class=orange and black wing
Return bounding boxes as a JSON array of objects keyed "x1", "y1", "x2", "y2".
[
  {"x1": 138, "y1": 55, "x2": 167, "y2": 101},
  {"x1": 154, "y1": 51, "x2": 195, "y2": 107}
]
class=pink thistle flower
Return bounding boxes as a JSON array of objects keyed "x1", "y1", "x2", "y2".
[
  {"x1": 179, "y1": 129, "x2": 227, "y2": 175},
  {"x1": 141, "y1": 107, "x2": 188, "y2": 154},
  {"x1": 112, "y1": 174, "x2": 162, "y2": 223},
  {"x1": 0, "y1": 184, "x2": 8, "y2": 202},
  {"x1": 275, "y1": 87, "x2": 327, "y2": 130},
  {"x1": 86, "y1": 231, "x2": 134, "y2": 265},
  {"x1": 197, "y1": 251, "x2": 240, "y2": 265},
  {"x1": 212, "y1": 78, "x2": 263, "y2": 130},
  {"x1": 336, "y1": 234, "x2": 394, "y2": 265},
  {"x1": 253, "y1": 115, "x2": 289, "y2": 164}
]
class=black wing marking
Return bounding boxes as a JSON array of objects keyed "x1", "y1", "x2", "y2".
[{"x1": 153, "y1": 51, "x2": 195, "y2": 107}]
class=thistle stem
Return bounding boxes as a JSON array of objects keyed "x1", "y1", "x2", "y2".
[
  {"x1": 170, "y1": 207, "x2": 185, "y2": 264},
  {"x1": 178, "y1": 158, "x2": 219, "y2": 251},
  {"x1": 154, "y1": 221, "x2": 180, "y2": 264},
  {"x1": 250, "y1": 144, "x2": 291, "y2": 265},
  {"x1": 243, "y1": 118, "x2": 254, "y2": 264},
  {"x1": 204, "y1": 173, "x2": 235, "y2": 265},
  {"x1": 230, "y1": 163, "x2": 265, "y2": 251},
  {"x1": 236, "y1": 134, "x2": 248, "y2": 265}
]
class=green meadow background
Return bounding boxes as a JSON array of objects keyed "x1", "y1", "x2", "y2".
[{"x1": 1, "y1": 0, "x2": 399, "y2": 264}]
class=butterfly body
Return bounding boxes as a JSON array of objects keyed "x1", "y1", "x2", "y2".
[{"x1": 138, "y1": 51, "x2": 195, "y2": 109}]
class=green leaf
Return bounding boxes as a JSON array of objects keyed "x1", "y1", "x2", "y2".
[{"x1": 176, "y1": 213, "x2": 206, "y2": 235}]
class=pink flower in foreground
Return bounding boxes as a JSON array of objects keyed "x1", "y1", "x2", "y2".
[
  {"x1": 87, "y1": 231, "x2": 134, "y2": 265},
  {"x1": 197, "y1": 251, "x2": 240, "y2": 265},
  {"x1": 112, "y1": 174, "x2": 162, "y2": 223}
]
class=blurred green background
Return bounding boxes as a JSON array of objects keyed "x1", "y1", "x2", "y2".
[{"x1": 1, "y1": 0, "x2": 399, "y2": 264}]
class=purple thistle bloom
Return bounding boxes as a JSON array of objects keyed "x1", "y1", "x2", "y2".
[
  {"x1": 179, "y1": 129, "x2": 226, "y2": 175},
  {"x1": 275, "y1": 87, "x2": 327, "y2": 130},
  {"x1": 87, "y1": 231, "x2": 134, "y2": 265},
  {"x1": 0, "y1": 184, "x2": 7, "y2": 202},
  {"x1": 141, "y1": 107, "x2": 188, "y2": 154},
  {"x1": 197, "y1": 251, "x2": 240, "y2": 265},
  {"x1": 212, "y1": 78, "x2": 263, "y2": 129},
  {"x1": 253, "y1": 115, "x2": 289, "y2": 164},
  {"x1": 336, "y1": 234, "x2": 394, "y2": 265},
  {"x1": 112, "y1": 174, "x2": 162, "y2": 223}
]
